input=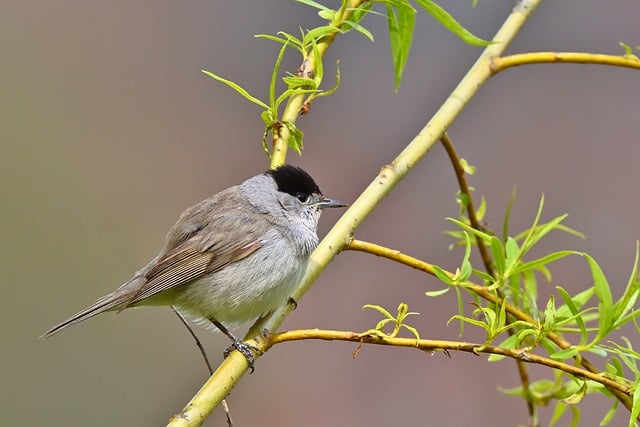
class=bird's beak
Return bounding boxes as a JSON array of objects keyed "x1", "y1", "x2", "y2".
[{"x1": 315, "y1": 197, "x2": 348, "y2": 209}]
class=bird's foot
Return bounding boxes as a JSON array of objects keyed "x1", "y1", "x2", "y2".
[{"x1": 223, "y1": 338, "x2": 260, "y2": 373}]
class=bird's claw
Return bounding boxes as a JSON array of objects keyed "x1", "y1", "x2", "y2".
[{"x1": 223, "y1": 338, "x2": 260, "y2": 373}]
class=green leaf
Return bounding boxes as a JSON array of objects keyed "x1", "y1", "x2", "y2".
[
  {"x1": 551, "y1": 347, "x2": 579, "y2": 360},
  {"x1": 386, "y1": 3, "x2": 416, "y2": 90},
  {"x1": 560, "y1": 380, "x2": 587, "y2": 405},
  {"x1": 631, "y1": 385, "x2": 640, "y2": 427},
  {"x1": 269, "y1": 41, "x2": 290, "y2": 110},
  {"x1": 556, "y1": 286, "x2": 589, "y2": 345},
  {"x1": 425, "y1": 287, "x2": 450, "y2": 297},
  {"x1": 490, "y1": 236, "x2": 505, "y2": 276},
  {"x1": 448, "y1": 217, "x2": 494, "y2": 242},
  {"x1": 283, "y1": 122, "x2": 304, "y2": 154},
  {"x1": 543, "y1": 295, "x2": 556, "y2": 329},
  {"x1": 476, "y1": 195, "x2": 487, "y2": 221},
  {"x1": 617, "y1": 337, "x2": 640, "y2": 374},
  {"x1": 313, "y1": 60, "x2": 341, "y2": 99},
  {"x1": 549, "y1": 401, "x2": 568, "y2": 427},
  {"x1": 363, "y1": 304, "x2": 393, "y2": 319},
  {"x1": 413, "y1": 0, "x2": 491, "y2": 46},
  {"x1": 512, "y1": 251, "x2": 577, "y2": 277},
  {"x1": 432, "y1": 264, "x2": 454, "y2": 285},
  {"x1": 504, "y1": 237, "x2": 519, "y2": 272},
  {"x1": 472, "y1": 268, "x2": 494, "y2": 284},
  {"x1": 454, "y1": 287, "x2": 465, "y2": 336},
  {"x1": 459, "y1": 260, "x2": 472, "y2": 282},
  {"x1": 612, "y1": 241, "x2": 640, "y2": 328},
  {"x1": 521, "y1": 214, "x2": 569, "y2": 254},
  {"x1": 582, "y1": 253, "x2": 614, "y2": 340},
  {"x1": 521, "y1": 269, "x2": 539, "y2": 313},
  {"x1": 454, "y1": 231, "x2": 473, "y2": 281},
  {"x1": 343, "y1": 19, "x2": 374, "y2": 42},
  {"x1": 295, "y1": 0, "x2": 331, "y2": 11},
  {"x1": 599, "y1": 399, "x2": 618, "y2": 426},
  {"x1": 448, "y1": 314, "x2": 489, "y2": 331},
  {"x1": 556, "y1": 287, "x2": 595, "y2": 316},
  {"x1": 348, "y1": 1, "x2": 375, "y2": 25},
  {"x1": 282, "y1": 75, "x2": 317, "y2": 89},
  {"x1": 488, "y1": 334, "x2": 518, "y2": 362},
  {"x1": 587, "y1": 346, "x2": 608, "y2": 358},
  {"x1": 515, "y1": 328, "x2": 538, "y2": 346},
  {"x1": 497, "y1": 298, "x2": 507, "y2": 332},
  {"x1": 401, "y1": 324, "x2": 421, "y2": 340},
  {"x1": 304, "y1": 25, "x2": 339, "y2": 44},
  {"x1": 201, "y1": 70, "x2": 269, "y2": 109},
  {"x1": 502, "y1": 186, "x2": 518, "y2": 242},
  {"x1": 255, "y1": 31, "x2": 305, "y2": 53},
  {"x1": 551, "y1": 402, "x2": 580, "y2": 427},
  {"x1": 318, "y1": 9, "x2": 335, "y2": 20},
  {"x1": 607, "y1": 358, "x2": 625, "y2": 377},
  {"x1": 620, "y1": 41, "x2": 640, "y2": 60},
  {"x1": 261, "y1": 110, "x2": 275, "y2": 127},
  {"x1": 459, "y1": 158, "x2": 476, "y2": 175}
]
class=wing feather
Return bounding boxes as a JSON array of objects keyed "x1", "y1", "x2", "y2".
[{"x1": 127, "y1": 224, "x2": 263, "y2": 305}]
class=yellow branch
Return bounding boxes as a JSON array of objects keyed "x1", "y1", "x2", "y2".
[
  {"x1": 267, "y1": 329, "x2": 633, "y2": 397},
  {"x1": 490, "y1": 52, "x2": 640, "y2": 75},
  {"x1": 170, "y1": 1, "x2": 542, "y2": 425},
  {"x1": 346, "y1": 239, "x2": 637, "y2": 414}
]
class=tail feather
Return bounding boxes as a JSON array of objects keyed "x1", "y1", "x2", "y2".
[
  {"x1": 40, "y1": 287, "x2": 136, "y2": 340},
  {"x1": 39, "y1": 270, "x2": 149, "y2": 340}
]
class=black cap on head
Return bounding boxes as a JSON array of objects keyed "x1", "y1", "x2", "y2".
[{"x1": 266, "y1": 165, "x2": 321, "y2": 198}]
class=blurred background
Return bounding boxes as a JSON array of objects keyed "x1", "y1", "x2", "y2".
[{"x1": 3, "y1": 0, "x2": 640, "y2": 425}]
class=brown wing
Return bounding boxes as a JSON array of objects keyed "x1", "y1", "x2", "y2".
[{"x1": 126, "y1": 218, "x2": 263, "y2": 305}]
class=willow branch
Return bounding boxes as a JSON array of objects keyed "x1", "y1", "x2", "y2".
[
  {"x1": 346, "y1": 239, "x2": 636, "y2": 414},
  {"x1": 440, "y1": 133, "x2": 536, "y2": 423},
  {"x1": 170, "y1": 2, "x2": 542, "y2": 425},
  {"x1": 270, "y1": 0, "x2": 363, "y2": 166},
  {"x1": 440, "y1": 133, "x2": 494, "y2": 276},
  {"x1": 489, "y1": 52, "x2": 640, "y2": 75},
  {"x1": 266, "y1": 329, "x2": 632, "y2": 397}
]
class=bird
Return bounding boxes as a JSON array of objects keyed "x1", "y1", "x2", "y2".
[{"x1": 41, "y1": 164, "x2": 347, "y2": 365}]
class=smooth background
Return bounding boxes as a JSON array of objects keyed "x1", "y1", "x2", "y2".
[{"x1": 3, "y1": 1, "x2": 640, "y2": 426}]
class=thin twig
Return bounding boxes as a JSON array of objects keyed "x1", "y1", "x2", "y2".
[
  {"x1": 439, "y1": 133, "x2": 494, "y2": 276},
  {"x1": 266, "y1": 329, "x2": 632, "y2": 397},
  {"x1": 490, "y1": 52, "x2": 640, "y2": 75},
  {"x1": 346, "y1": 239, "x2": 636, "y2": 415},
  {"x1": 440, "y1": 133, "x2": 536, "y2": 425}
]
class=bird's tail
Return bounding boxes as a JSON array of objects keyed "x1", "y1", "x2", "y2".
[{"x1": 39, "y1": 276, "x2": 144, "y2": 339}]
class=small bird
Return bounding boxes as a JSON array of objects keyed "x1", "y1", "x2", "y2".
[{"x1": 41, "y1": 165, "x2": 347, "y2": 364}]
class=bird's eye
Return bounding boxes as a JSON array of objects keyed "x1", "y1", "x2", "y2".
[{"x1": 296, "y1": 193, "x2": 309, "y2": 203}]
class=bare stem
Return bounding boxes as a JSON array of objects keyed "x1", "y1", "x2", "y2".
[
  {"x1": 490, "y1": 52, "x2": 640, "y2": 75},
  {"x1": 266, "y1": 329, "x2": 632, "y2": 397}
]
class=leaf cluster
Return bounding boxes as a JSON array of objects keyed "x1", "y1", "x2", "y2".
[
  {"x1": 202, "y1": 0, "x2": 489, "y2": 156},
  {"x1": 424, "y1": 191, "x2": 640, "y2": 426}
]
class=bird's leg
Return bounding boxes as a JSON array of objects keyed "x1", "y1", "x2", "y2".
[
  {"x1": 209, "y1": 318, "x2": 260, "y2": 372},
  {"x1": 173, "y1": 307, "x2": 214, "y2": 375}
]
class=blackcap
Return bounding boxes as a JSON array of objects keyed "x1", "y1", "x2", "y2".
[{"x1": 41, "y1": 165, "x2": 346, "y2": 364}]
